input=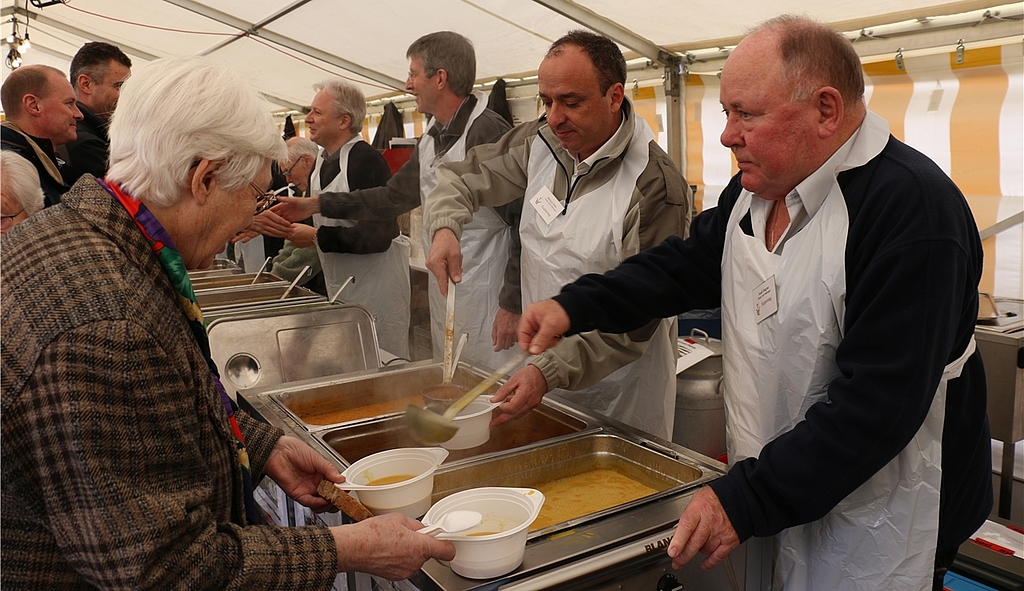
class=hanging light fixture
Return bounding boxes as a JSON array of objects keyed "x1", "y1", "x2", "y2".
[{"x1": 4, "y1": 0, "x2": 30, "y2": 70}]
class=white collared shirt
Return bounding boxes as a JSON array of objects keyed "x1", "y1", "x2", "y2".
[{"x1": 750, "y1": 123, "x2": 862, "y2": 253}]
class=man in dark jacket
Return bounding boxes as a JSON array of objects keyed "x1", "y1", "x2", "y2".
[
  {"x1": 62, "y1": 42, "x2": 132, "y2": 184},
  {"x1": 0, "y1": 64, "x2": 82, "y2": 207}
]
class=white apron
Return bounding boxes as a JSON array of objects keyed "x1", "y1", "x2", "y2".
[
  {"x1": 720, "y1": 111, "x2": 973, "y2": 591},
  {"x1": 312, "y1": 135, "x2": 411, "y2": 358},
  {"x1": 234, "y1": 234, "x2": 265, "y2": 273},
  {"x1": 519, "y1": 116, "x2": 676, "y2": 439},
  {"x1": 420, "y1": 91, "x2": 515, "y2": 370}
]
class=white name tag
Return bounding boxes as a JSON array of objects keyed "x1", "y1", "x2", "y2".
[
  {"x1": 753, "y1": 275, "x2": 778, "y2": 323},
  {"x1": 529, "y1": 187, "x2": 563, "y2": 225}
]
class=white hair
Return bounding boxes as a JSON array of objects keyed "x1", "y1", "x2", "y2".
[
  {"x1": 106, "y1": 56, "x2": 286, "y2": 208},
  {"x1": 283, "y1": 136, "x2": 319, "y2": 166},
  {"x1": 1, "y1": 150, "x2": 45, "y2": 216},
  {"x1": 313, "y1": 78, "x2": 366, "y2": 134}
]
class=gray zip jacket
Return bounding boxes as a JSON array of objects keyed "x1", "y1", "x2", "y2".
[{"x1": 424, "y1": 99, "x2": 693, "y2": 391}]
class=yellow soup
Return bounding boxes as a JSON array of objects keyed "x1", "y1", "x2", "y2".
[
  {"x1": 531, "y1": 468, "x2": 658, "y2": 531},
  {"x1": 366, "y1": 474, "x2": 416, "y2": 486}
]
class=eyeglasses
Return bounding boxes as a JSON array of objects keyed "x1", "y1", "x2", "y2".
[
  {"x1": 1, "y1": 209, "x2": 25, "y2": 222},
  {"x1": 282, "y1": 157, "x2": 302, "y2": 177},
  {"x1": 253, "y1": 184, "x2": 278, "y2": 215}
]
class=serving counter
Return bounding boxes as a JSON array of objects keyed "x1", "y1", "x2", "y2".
[{"x1": 239, "y1": 360, "x2": 739, "y2": 591}]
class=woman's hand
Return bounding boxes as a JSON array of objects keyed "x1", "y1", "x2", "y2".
[{"x1": 264, "y1": 436, "x2": 343, "y2": 512}]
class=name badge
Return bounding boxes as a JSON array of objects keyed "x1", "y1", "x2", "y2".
[
  {"x1": 529, "y1": 187, "x2": 563, "y2": 225},
  {"x1": 753, "y1": 275, "x2": 778, "y2": 323}
]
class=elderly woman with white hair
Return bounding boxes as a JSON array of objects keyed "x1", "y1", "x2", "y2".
[
  {"x1": 0, "y1": 150, "x2": 45, "y2": 235},
  {"x1": 0, "y1": 56, "x2": 454, "y2": 590}
]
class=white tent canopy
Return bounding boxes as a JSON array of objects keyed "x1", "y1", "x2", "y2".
[{"x1": 2, "y1": 0, "x2": 1020, "y2": 112}]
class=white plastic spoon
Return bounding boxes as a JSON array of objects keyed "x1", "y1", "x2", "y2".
[{"x1": 416, "y1": 510, "x2": 482, "y2": 538}]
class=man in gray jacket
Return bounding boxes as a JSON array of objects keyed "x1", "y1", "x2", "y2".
[
  {"x1": 424, "y1": 30, "x2": 693, "y2": 439},
  {"x1": 274, "y1": 31, "x2": 516, "y2": 368}
]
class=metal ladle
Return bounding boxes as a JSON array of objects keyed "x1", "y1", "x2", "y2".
[
  {"x1": 442, "y1": 277, "x2": 456, "y2": 383},
  {"x1": 406, "y1": 350, "x2": 528, "y2": 444}
]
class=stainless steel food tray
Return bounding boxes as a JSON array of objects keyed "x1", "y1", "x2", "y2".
[
  {"x1": 187, "y1": 259, "x2": 244, "y2": 280},
  {"x1": 432, "y1": 432, "x2": 704, "y2": 535},
  {"x1": 415, "y1": 431, "x2": 722, "y2": 591},
  {"x1": 269, "y1": 361, "x2": 509, "y2": 431},
  {"x1": 208, "y1": 303, "x2": 379, "y2": 396},
  {"x1": 197, "y1": 283, "x2": 323, "y2": 312},
  {"x1": 192, "y1": 272, "x2": 287, "y2": 291},
  {"x1": 315, "y1": 403, "x2": 587, "y2": 465}
]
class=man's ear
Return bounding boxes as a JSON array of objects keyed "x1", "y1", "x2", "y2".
[
  {"x1": 435, "y1": 68, "x2": 448, "y2": 90},
  {"x1": 607, "y1": 82, "x2": 625, "y2": 113},
  {"x1": 190, "y1": 159, "x2": 219, "y2": 206},
  {"x1": 815, "y1": 86, "x2": 845, "y2": 138},
  {"x1": 76, "y1": 74, "x2": 94, "y2": 96},
  {"x1": 22, "y1": 93, "x2": 41, "y2": 116}
]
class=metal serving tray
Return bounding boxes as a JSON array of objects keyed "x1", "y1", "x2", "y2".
[
  {"x1": 207, "y1": 303, "x2": 380, "y2": 396},
  {"x1": 270, "y1": 362, "x2": 508, "y2": 431},
  {"x1": 192, "y1": 272, "x2": 287, "y2": 291},
  {"x1": 316, "y1": 404, "x2": 586, "y2": 464},
  {"x1": 187, "y1": 259, "x2": 244, "y2": 280},
  {"x1": 415, "y1": 431, "x2": 721, "y2": 591},
  {"x1": 431, "y1": 432, "x2": 703, "y2": 535},
  {"x1": 197, "y1": 283, "x2": 323, "y2": 312}
]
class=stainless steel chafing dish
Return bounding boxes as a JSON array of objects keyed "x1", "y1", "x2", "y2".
[
  {"x1": 239, "y1": 359, "x2": 737, "y2": 591},
  {"x1": 192, "y1": 272, "x2": 288, "y2": 291},
  {"x1": 208, "y1": 304, "x2": 380, "y2": 396},
  {"x1": 187, "y1": 258, "x2": 245, "y2": 280}
]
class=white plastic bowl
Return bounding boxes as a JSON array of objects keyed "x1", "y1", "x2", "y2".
[
  {"x1": 340, "y1": 447, "x2": 448, "y2": 518},
  {"x1": 443, "y1": 396, "x2": 499, "y2": 450},
  {"x1": 422, "y1": 487, "x2": 545, "y2": 579}
]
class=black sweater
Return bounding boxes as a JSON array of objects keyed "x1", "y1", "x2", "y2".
[
  {"x1": 315, "y1": 140, "x2": 395, "y2": 254},
  {"x1": 553, "y1": 136, "x2": 992, "y2": 559}
]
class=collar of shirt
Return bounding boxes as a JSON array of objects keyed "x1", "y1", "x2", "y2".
[
  {"x1": 426, "y1": 94, "x2": 477, "y2": 156},
  {"x1": 750, "y1": 121, "x2": 863, "y2": 250},
  {"x1": 571, "y1": 113, "x2": 628, "y2": 179},
  {"x1": 320, "y1": 143, "x2": 343, "y2": 166}
]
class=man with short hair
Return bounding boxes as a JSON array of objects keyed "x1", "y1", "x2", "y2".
[
  {"x1": 275, "y1": 31, "x2": 516, "y2": 369},
  {"x1": 517, "y1": 16, "x2": 991, "y2": 591},
  {"x1": 62, "y1": 42, "x2": 132, "y2": 184},
  {"x1": 1, "y1": 64, "x2": 83, "y2": 206},
  {"x1": 301, "y1": 78, "x2": 407, "y2": 357},
  {"x1": 424, "y1": 30, "x2": 693, "y2": 440}
]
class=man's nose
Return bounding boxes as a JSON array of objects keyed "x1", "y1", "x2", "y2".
[
  {"x1": 546, "y1": 103, "x2": 564, "y2": 127},
  {"x1": 720, "y1": 118, "x2": 741, "y2": 148},
  {"x1": 304, "y1": 112, "x2": 314, "y2": 124}
]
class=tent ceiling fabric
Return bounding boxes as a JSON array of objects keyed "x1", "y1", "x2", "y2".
[{"x1": 0, "y1": 0, "x2": 1015, "y2": 112}]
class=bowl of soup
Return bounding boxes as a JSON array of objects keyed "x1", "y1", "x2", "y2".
[
  {"x1": 422, "y1": 487, "x2": 545, "y2": 579},
  {"x1": 340, "y1": 447, "x2": 449, "y2": 518}
]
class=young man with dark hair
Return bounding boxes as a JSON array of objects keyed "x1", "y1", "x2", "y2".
[{"x1": 62, "y1": 41, "x2": 132, "y2": 183}]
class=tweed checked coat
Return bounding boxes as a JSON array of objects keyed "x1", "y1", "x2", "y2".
[{"x1": 0, "y1": 177, "x2": 338, "y2": 590}]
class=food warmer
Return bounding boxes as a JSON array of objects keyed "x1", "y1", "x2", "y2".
[{"x1": 239, "y1": 360, "x2": 741, "y2": 591}]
